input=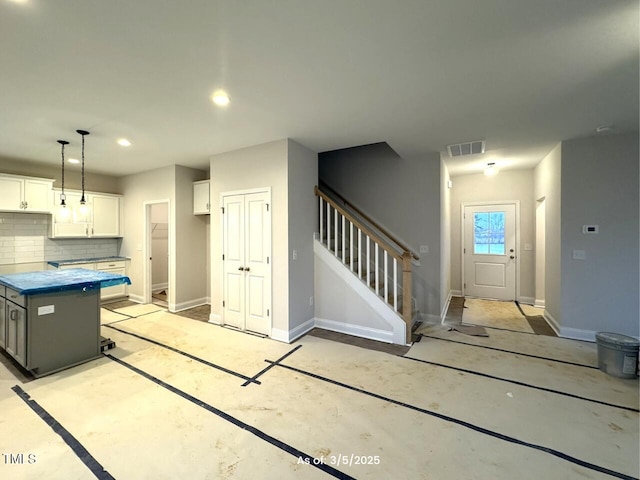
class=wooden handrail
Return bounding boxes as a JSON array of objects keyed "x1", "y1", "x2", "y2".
[
  {"x1": 317, "y1": 183, "x2": 419, "y2": 260},
  {"x1": 315, "y1": 187, "x2": 403, "y2": 262}
]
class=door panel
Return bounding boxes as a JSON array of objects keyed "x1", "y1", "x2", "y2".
[
  {"x1": 464, "y1": 204, "x2": 516, "y2": 300},
  {"x1": 222, "y1": 191, "x2": 271, "y2": 335}
]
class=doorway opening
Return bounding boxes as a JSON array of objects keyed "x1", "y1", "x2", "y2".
[
  {"x1": 535, "y1": 197, "x2": 546, "y2": 308},
  {"x1": 144, "y1": 200, "x2": 171, "y2": 310}
]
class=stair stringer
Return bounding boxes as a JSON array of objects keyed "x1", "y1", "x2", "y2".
[{"x1": 314, "y1": 239, "x2": 407, "y2": 345}]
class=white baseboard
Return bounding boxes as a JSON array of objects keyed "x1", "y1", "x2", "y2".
[
  {"x1": 270, "y1": 318, "x2": 315, "y2": 344},
  {"x1": 173, "y1": 297, "x2": 208, "y2": 312},
  {"x1": 315, "y1": 317, "x2": 396, "y2": 344},
  {"x1": 422, "y1": 313, "x2": 441, "y2": 325},
  {"x1": 559, "y1": 326, "x2": 596, "y2": 343},
  {"x1": 534, "y1": 298, "x2": 545, "y2": 308},
  {"x1": 208, "y1": 312, "x2": 222, "y2": 325},
  {"x1": 128, "y1": 293, "x2": 144, "y2": 304},
  {"x1": 440, "y1": 290, "x2": 454, "y2": 323},
  {"x1": 450, "y1": 290, "x2": 462, "y2": 297},
  {"x1": 518, "y1": 296, "x2": 534, "y2": 305},
  {"x1": 152, "y1": 283, "x2": 168, "y2": 293},
  {"x1": 543, "y1": 310, "x2": 560, "y2": 335}
]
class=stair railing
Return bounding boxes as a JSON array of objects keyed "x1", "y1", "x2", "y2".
[{"x1": 315, "y1": 185, "x2": 418, "y2": 343}]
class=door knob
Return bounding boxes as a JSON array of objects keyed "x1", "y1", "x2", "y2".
[
  {"x1": 244, "y1": 267, "x2": 250, "y2": 272},
  {"x1": 510, "y1": 255, "x2": 515, "y2": 259},
  {"x1": 238, "y1": 266, "x2": 244, "y2": 271}
]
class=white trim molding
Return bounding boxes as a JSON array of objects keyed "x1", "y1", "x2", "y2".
[
  {"x1": 544, "y1": 311, "x2": 596, "y2": 342},
  {"x1": 173, "y1": 297, "x2": 209, "y2": 312},
  {"x1": 270, "y1": 318, "x2": 315, "y2": 344},
  {"x1": 534, "y1": 298, "x2": 546, "y2": 308},
  {"x1": 208, "y1": 312, "x2": 222, "y2": 325},
  {"x1": 518, "y1": 296, "x2": 534, "y2": 305},
  {"x1": 315, "y1": 317, "x2": 398, "y2": 345}
]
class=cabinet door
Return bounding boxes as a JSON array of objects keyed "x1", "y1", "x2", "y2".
[
  {"x1": 98, "y1": 267, "x2": 127, "y2": 300},
  {"x1": 91, "y1": 195, "x2": 121, "y2": 237},
  {"x1": 193, "y1": 181, "x2": 210, "y2": 214},
  {"x1": 60, "y1": 263, "x2": 96, "y2": 270},
  {"x1": 6, "y1": 302, "x2": 27, "y2": 367},
  {"x1": 24, "y1": 179, "x2": 52, "y2": 212},
  {"x1": 0, "y1": 177, "x2": 23, "y2": 211},
  {"x1": 0, "y1": 296, "x2": 6, "y2": 349},
  {"x1": 51, "y1": 191, "x2": 88, "y2": 237}
]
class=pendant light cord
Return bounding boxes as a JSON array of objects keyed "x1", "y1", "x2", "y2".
[
  {"x1": 76, "y1": 130, "x2": 89, "y2": 203},
  {"x1": 57, "y1": 140, "x2": 69, "y2": 205}
]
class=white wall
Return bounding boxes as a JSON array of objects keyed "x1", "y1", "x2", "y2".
[
  {"x1": 534, "y1": 144, "x2": 562, "y2": 326},
  {"x1": 287, "y1": 139, "x2": 317, "y2": 332},
  {"x1": 319, "y1": 143, "x2": 442, "y2": 320},
  {"x1": 209, "y1": 139, "x2": 290, "y2": 333},
  {"x1": 560, "y1": 132, "x2": 639, "y2": 339},
  {"x1": 450, "y1": 169, "x2": 535, "y2": 302},
  {"x1": 440, "y1": 159, "x2": 452, "y2": 319}
]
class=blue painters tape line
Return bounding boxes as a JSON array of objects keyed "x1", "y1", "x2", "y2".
[
  {"x1": 11, "y1": 385, "x2": 115, "y2": 480},
  {"x1": 105, "y1": 354, "x2": 354, "y2": 480},
  {"x1": 419, "y1": 333, "x2": 598, "y2": 369},
  {"x1": 403, "y1": 355, "x2": 639, "y2": 413},
  {"x1": 241, "y1": 345, "x2": 303, "y2": 387},
  {"x1": 270, "y1": 362, "x2": 638, "y2": 480},
  {"x1": 103, "y1": 324, "x2": 259, "y2": 384}
]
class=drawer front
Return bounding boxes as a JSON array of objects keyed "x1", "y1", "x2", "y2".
[
  {"x1": 6, "y1": 288, "x2": 26, "y2": 307},
  {"x1": 96, "y1": 261, "x2": 126, "y2": 270},
  {"x1": 60, "y1": 263, "x2": 96, "y2": 270},
  {"x1": 0, "y1": 285, "x2": 5, "y2": 298}
]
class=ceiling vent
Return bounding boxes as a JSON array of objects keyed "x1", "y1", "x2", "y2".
[{"x1": 447, "y1": 140, "x2": 485, "y2": 157}]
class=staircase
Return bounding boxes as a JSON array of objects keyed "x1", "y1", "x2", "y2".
[{"x1": 315, "y1": 185, "x2": 419, "y2": 344}]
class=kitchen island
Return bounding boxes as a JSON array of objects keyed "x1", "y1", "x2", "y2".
[{"x1": 0, "y1": 268, "x2": 131, "y2": 377}]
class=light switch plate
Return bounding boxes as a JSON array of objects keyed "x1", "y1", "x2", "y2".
[
  {"x1": 524, "y1": 243, "x2": 533, "y2": 251},
  {"x1": 419, "y1": 245, "x2": 429, "y2": 254},
  {"x1": 572, "y1": 249, "x2": 586, "y2": 260},
  {"x1": 38, "y1": 305, "x2": 55, "y2": 316}
]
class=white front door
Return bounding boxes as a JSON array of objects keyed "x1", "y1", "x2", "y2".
[
  {"x1": 463, "y1": 203, "x2": 516, "y2": 300},
  {"x1": 222, "y1": 191, "x2": 271, "y2": 335}
]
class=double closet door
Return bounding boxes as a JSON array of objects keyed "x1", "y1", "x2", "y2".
[{"x1": 222, "y1": 191, "x2": 271, "y2": 335}]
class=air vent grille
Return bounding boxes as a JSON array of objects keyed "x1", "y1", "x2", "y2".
[{"x1": 447, "y1": 140, "x2": 485, "y2": 157}]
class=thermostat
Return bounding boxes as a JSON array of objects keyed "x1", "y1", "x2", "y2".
[{"x1": 582, "y1": 225, "x2": 599, "y2": 234}]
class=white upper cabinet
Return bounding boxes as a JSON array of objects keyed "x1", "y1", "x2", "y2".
[
  {"x1": 50, "y1": 189, "x2": 123, "y2": 238},
  {"x1": 193, "y1": 180, "x2": 210, "y2": 215},
  {"x1": 0, "y1": 174, "x2": 53, "y2": 213}
]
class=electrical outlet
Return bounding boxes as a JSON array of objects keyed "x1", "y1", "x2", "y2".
[
  {"x1": 572, "y1": 249, "x2": 586, "y2": 260},
  {"x1": 419, "y1": 245, "x2": 429, "y2": 254},
  {"x1": 309, "y1": 296, "x2": 314, "y2": 306},
  {"x1": 293, "y1": 250, "x2": 298, "y2": 260}
]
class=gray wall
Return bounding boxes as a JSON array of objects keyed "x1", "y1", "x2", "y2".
[
  {"x1": 209, "y1": 139, "x2": 290, "y2": 333},
  {"x1": 560, "y1": 132, "x2": 639, "y2": 338},
  {"x1": 534, "y1": 144, "x2": 562, "y2": 325},
  {"x1": 287, "y1": 139, "x2": 318, "y2": 331},
  {"x1": 440, "y1": 159, "x2": 451, "y2": 316},
  {"x1": 450, "y1": 169, "x2": 535, "y2": 302},
  {"x1": 319, "y1": 143, "x2": 442, "y2": 319},
  {"x1": 0, "y1": 157, "x2": 121, "y2": 194},
  {"x1": 174, "y1": 165, "x2": 208, "y2": 308}
]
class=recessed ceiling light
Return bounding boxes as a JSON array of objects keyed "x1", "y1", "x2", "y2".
[
  {"x1": 117, "y1": 138, "x2": 132, "y2": 147},
  {"x1": 596, "y1": 125, "x2": 613, "y2": 133},
  {"x1": 68, "y1": 158, "x2": 80, "y2": 164},
  {"x1": 484, "y1": 162, "x2": 499, "y2": 177},
  {"x1": 211, "y1": 90, "x2": 230, "y2": 106}
]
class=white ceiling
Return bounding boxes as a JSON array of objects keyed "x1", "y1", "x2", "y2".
[{"x1": 0, "y1": 0, "x2": 637, "y2": 177}]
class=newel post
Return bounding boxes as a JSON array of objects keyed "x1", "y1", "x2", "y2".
[{"x1": 402, "y1": 252, "x2": 413, "y2": 344}]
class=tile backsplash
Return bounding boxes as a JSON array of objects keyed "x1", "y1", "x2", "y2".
[{"x1": 0, "y1": 213, "x2": 120, "y2": 265}]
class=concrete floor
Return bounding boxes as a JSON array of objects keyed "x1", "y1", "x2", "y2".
[{"x1": 0, "y1": 302, "x2": 638, "y2": 479}]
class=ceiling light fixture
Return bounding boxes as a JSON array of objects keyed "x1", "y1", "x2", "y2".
[
  {"x1": 211, "y1": 90, "x2": 230, "y2": 106},
  {"x1": 484, "y1": 162, "x2": 499, "y2": 177},
  {"x1": 117, "y1": 138, "x2": 131, "y2": 147},
  {"x1": 55, "y1": 140, "x2": 72, "y2": 224},
  {"x1": 76, "y1": 129, "x2": 91, "y2": 223},
  {"x1": 596, "y1": 125, "x2": 613, "y2": 133},
  {"x1": 68, "y1": 158, "x2": 80, "y2": 164}
]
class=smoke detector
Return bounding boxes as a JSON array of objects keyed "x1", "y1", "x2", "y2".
[{"x1": 447, "y1": 140, "x2": 485, "y2": 157}]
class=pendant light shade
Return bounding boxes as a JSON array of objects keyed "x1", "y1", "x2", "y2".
[
  {"x1": 55, "y1": 140, "x2": 72, "y2": 224},
  {"x1": 75, "y1": 129, "x2": 91, "y2": 223}
]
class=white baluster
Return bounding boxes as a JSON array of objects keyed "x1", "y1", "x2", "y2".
[
  {"x1": 341, "y1": 215, "x2": 346, "y2": 264},
  {"x1": 350, "y1": 222, "x2": 354, "y2": 272},
  {"x1": 319, "y1": 197, "x2": 324, "y2": 243},
  {"x1": 358, "y1": 228, "x2": 362, "y2": 279},
  {"x1": 366, "y1": 235, "x2": 370, "y2": 287},
  {"x1": 384, "y1": 250, "x2": 388, "y2": 303},
  {"x1": 393, "y1": 258, "x2": 398, "y2": 312},
  {"x1": 334, "y1": 209, "x2": 339, "y2": 256},
  {"x1": 375, "y1": 243, "x2": 379, "y2": 295},
  {"x1": 326, "y1": 202, "x2": 331, "y2": 249}
]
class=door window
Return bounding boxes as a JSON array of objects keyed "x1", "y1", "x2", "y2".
[{"x1": 473, "y1": 211, "x2": 505, "y2": 255}]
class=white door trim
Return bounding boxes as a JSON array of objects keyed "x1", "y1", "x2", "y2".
[
  {"x1": 143, "y1": 199, "x2": 173, "y2": 309},
  {"x1": 220, "y1": 188, "x2": 272, "y2": 334},
  {"x1": 461, "y1": 200, "x2": 520, "y2": 301}
]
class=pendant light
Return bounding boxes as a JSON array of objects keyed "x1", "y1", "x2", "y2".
[
  {"x1": 76, "y1": 129, "x2": 91, "y2": 223},
  {"x1": 55, "y1": 140, "x2": 72, "y2": 223},
  {"x1": 484, "y1": 162, "x2": 499, "y2": 177}
]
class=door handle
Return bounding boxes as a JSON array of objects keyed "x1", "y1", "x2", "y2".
[
  {"x1": 510, "y1": 255, "x2": 515, "y2": 259},
  {"x1": 10, "y1": 309, "x2": 18, "y2": 321},
  {"x1": 238, "y1": 266, "x2": 244, "y2": 271},
  {"x1": 244, "y1": 267, "x2": 250, "y2": 272}
]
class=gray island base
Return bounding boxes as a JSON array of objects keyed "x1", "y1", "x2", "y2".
[{"x1": 0, "y1": 268, "x2": 131, "y2": 378}]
